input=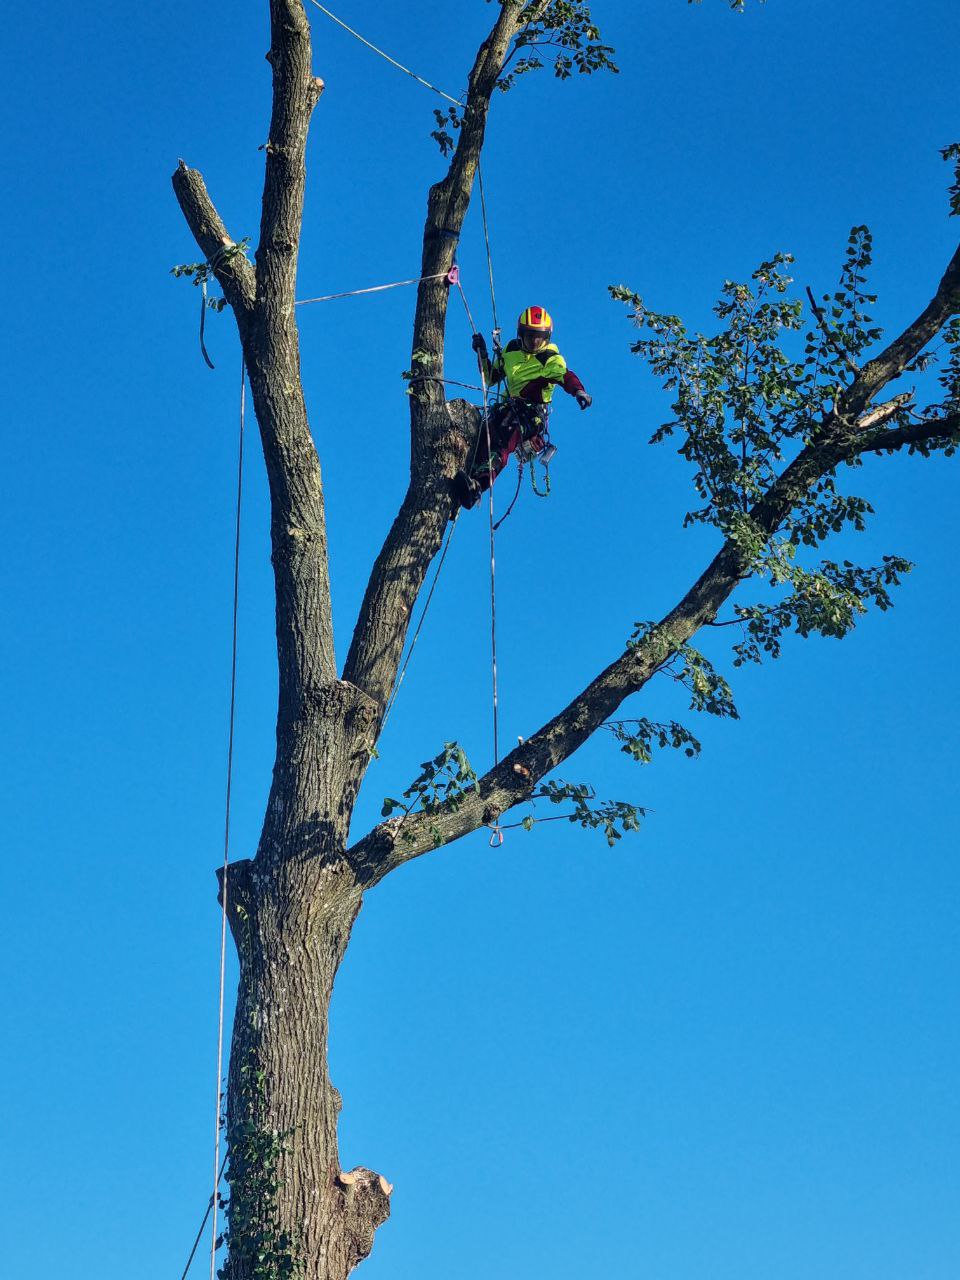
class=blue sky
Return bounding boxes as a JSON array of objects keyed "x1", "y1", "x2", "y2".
[{"x1": 1, "y1": 1, "x2": 958, "y2": 1277}]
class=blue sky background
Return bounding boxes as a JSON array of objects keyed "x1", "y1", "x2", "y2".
[{"x1": 1, "y1": 1, "x2": 958, "y2": 1277}]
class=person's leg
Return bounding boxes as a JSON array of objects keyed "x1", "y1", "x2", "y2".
[{"x1": 454, "y1": 403, "x2": 517, "y2": 508}]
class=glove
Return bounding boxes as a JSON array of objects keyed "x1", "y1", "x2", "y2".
[
  {"x1": 575, "y1": 389, "x2": 593, "y2": 411},
  {"x1": 471, "y1": 332, "x2": 488, "y2": 356}
]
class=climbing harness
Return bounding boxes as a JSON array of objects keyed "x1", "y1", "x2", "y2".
[{"x1": 492, "y1": 433, "x2": 554, "y2": 531}]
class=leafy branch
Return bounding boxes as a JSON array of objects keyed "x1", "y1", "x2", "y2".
[
  {"x1": 496, "y1": 1, "x2": 618, "y2": 92},
  {"x1": 171, "y1": 237, "x2": 251, "y2": 311},
  {"x1": 942, "y1": 142, "x2": 960, "y2": 218},
  {"x1": 731, "y1": 552, "x2": 913, "y2": 665},
  {"x1": 629, "y1": 624, "x2": 740, "y2": 719},
  {"x1": 382, "y1": 742, "x2": 480, "y2": 847},
  {"x1": 528, "y1": 779, "x2": 646, "y2": 846},
  {"x1": 430, "y1": 106, "x2": 462, "y2": 156},
  {"x1": 601, "y1": 717, "x2": 702, "y2": 764}
]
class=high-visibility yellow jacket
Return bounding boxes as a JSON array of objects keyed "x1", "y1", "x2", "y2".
[{"x1": 481, "y1": 339, "x2": 584, "y2": 404}]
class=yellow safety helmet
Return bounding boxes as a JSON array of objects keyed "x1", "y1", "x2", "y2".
[{"x1": 517, "y1": 305, "x2": 553, "y2": 351}]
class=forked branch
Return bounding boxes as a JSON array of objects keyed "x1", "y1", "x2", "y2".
[{"x1": 348, "y1": 237, "x2": 960, "y2": 883}]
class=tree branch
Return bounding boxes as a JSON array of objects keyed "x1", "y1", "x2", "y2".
[
  {"x1": 172, "y1": 1, "x2": 336, "y2": 713},
  {"x1": 341, "y1": 3, "x2": 529, "y2": 732},
  {"x1": 349, "y1": 237, "x2": 960, "y2": 885},
  {"x1": 855, "y1": 410, "x2": 960, "y2": 454},
  {"x1": 838, "y1": 240, "x2": 960, "y2": 419},
  {"x1": 804, "y1": 285, "x2": 859, "y2": 374},
  {"x1": 259, "y1": 0, "x2": 324, "y2": 315},
  {"x1": 171, "y1": 161, "x2": 257, "y2": 323},
  {"x1": 248, "y1": 0, "x2": 337, "y2": 709}
]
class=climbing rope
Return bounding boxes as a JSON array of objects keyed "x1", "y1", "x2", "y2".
[
  {"x1": 180, "y1": 1156, "x2": 227, "y2": 1280},
  {"x1": 295, "y1": 270, "x2": 450, "y2": 307},
  {"x1": 472, "y1": 164, "x2": 508, "y2": 822},
  {"x1": 292, "y1": 0, "x2": 509, "y2": 815},
  {"x1": 207, "y1": 355, "x2": 246, "y2": 1280},
  {"x1": 305, "y1": 0, "x2": 462, "y2": 107},
  {"x1": 476, "y1": 159, "x2": 501, "y2": 343},
  {"x1": 379, "y1": 513, "x2": 460, "y2": 737},
  {"x1": 529, "y1": 451, "x2": 552, "y2": 498},
  {"x1": 454, "y1": 278, "x2": 504, "y2": 845}
]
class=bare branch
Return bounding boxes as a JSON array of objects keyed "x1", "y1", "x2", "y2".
[
  {"x1": 247, "y1": 0, "x2": 337, "y2": 706},
  {"x1": 171, "y1": 161, "x2": 256, "y2": 322},
  {"x1": 341, "y1": 3, "x2": 530, "y2": 736},
  {"x1": 839, "y1": 240, "x2": 960, "y2": 419},
  {"x1": 856, "y1": 410, "x2": 960, "y2": 454},
  {"x1": 855, "y1": 392, "x2": 913, "y2": 431},
  {"x1": 259, "y1": 0, "x2": 323, "y2": 311},
  {"x1": 172, "y1": 2, "x2": 337, "y2": 711}
]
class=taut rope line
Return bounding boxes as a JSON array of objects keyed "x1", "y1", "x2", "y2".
[
  {"x1": 305, "y1": 0, "x2": 462, "y2": 106},
  {"x1": 208, "y1": 356, "x2": 246, "y2": 1280}
]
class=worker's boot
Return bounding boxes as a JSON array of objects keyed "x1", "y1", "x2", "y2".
[{"x1": 452, "y1": 471, "x2": 481, "y2": 509}]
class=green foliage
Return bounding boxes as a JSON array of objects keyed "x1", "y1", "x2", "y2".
[
  {"x1": 942, "y1": 142, "x2": 960, "y2": 217},
  {"x1": 431, "y1": 106, "x2": 462, "y2": 156},
  {"x1": 495, "y1": 1, "x2": 618, "y2": 92},
  {"x1": 935, "y1": 318, "x2": 960, "y2": 412},
  {"x1": 609, "y1": 235, "x2": 885, "y2": 540},
  {"x1": 602, "y1": 717, "x2": 702, "y2": 763},
  {"x1": 220, "y1": 1058, "x2": 301, "y2": 1280},
  {"x1": 171, "y1": 237, "x2": 251, "y2": 303},
  {"x1": 533, "y1": 779, "x2": 646, "y2": 846},
  {"x1": 401, "y1": 348, "x2": 434, "y2": 397},
  {"x1": 613, "y1": 224, "x2": 960, "y2": 676},
  {"x1": 611, "y1": 225, "x2": 959, "y2": 550},
  {"x1": 382, "y1": 741, "x2": 480, "y2": 846},
  {"x1": 611, "y1": 252, "x2": 813, "y2": 537},
  {"x1": 731, "y1": 553, "x2": 912, "y2": 665},
  {"x1": 629, "y1": 624, "x2": 739, "y2": 719}
]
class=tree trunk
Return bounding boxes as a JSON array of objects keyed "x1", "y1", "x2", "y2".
[{"x1": 221, "y1": 855, "x2": 390, "y2": 1280}]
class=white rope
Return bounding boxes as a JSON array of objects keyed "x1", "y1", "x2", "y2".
[
  {"x1": 296, "y1": 271, "x2": 448, "y2": 307},
  {"x1": 305, "y1": 0, "x2": 462, "y2": 105}
]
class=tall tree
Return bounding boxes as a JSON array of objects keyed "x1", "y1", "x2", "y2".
[{"x1": 172, "y1": 3, "x2": 960, "y2": 1277}]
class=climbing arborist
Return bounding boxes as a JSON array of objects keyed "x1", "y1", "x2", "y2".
[{"x1": 453, "y1": 306, "x2": 592, "y2": 509}]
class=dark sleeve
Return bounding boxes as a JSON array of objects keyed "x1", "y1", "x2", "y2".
[
  {"x1": 562, "y1": 369, "x2": 584, "y2": 396},
  {"x1": 518, "y1": 377, "x2": 550, "y2": 402}
]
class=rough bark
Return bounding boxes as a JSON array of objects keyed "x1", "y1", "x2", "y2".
[
  {"x1": 341, "y1": 2, "x2": 531, "y2": 742},
  {"x1": 170, "y1": 0, "x2": 960, "y2": 1274},
  {"x1": 221, "y1": 859, "x2": 390, "y2": 1280},
  {"x1": 173, "y1": 5, "x2": 532, "y2": 1277}
]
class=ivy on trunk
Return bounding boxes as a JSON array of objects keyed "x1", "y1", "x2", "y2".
[{"x1": 171, "y1": 3, "x2": 960, "y2": 1277}]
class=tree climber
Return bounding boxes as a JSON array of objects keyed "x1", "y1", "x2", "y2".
[{"x1": 453, "y1": 306, "x2": 592, "y2": 509}]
